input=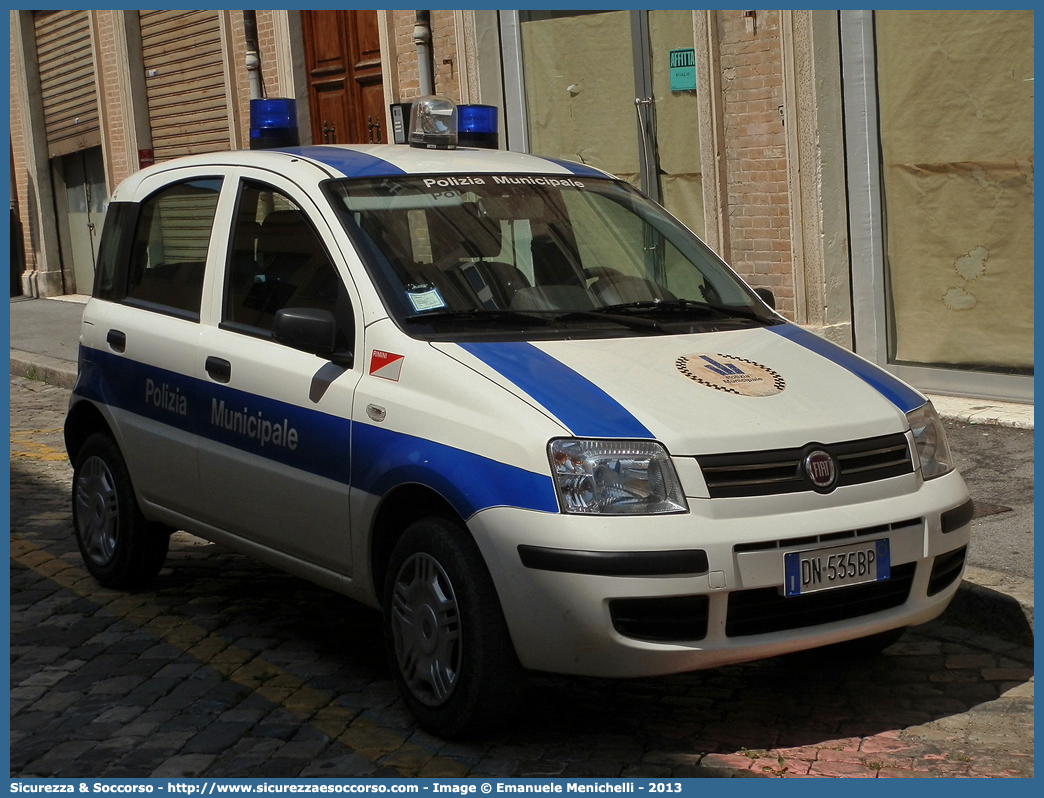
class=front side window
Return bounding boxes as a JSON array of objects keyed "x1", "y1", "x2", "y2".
[
  {"x1": 125, "y1": 178, "x2": 222, "y2": 318},
  {"x1": 223, "y1": 180, "x2": 353, "y2": 353},
  {"x1": 327, "y1": 175, "x2": 774, "y2": 340}
]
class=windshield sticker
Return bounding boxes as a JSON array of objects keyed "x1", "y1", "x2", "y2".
[
  {"x1": 491, "y1": 175, "x2": 586, "y2": 189},
  {"x1": 420, "y1": 175, "x2": 587, "y2": 191},
  {"x1": 369, "y1": 350, "x2": 405, "y2": 382},
  {"x1": 423, "y1": 176, "x2": 487, "y2": 188},
  {"x1": 406, "y1": 286, "x2": 447, "y2": 312},
  {"x1": 676, "y1": 354, "x2": 786, "y2": 397}
]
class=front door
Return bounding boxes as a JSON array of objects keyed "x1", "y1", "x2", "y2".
[
  {"x1": 302, "y1": 10, "x2": 386, "y2": 145},
  {"x1": 195, "y1": 169, "x2": 362, "y2": 573},
  {"x1": 504, "y1": 10, "x2": 704, "y2": 237}
]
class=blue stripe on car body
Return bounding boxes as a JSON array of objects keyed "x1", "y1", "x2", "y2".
[
  {"x1": 275, "y1": 147, "x2": 609, "y2": 182},
  {"x1": 351, "y1": 423, "x2": 559, "y2": 518},
  {"x1": 276, "y1": 146, "x2": 407, "y2": 178},
  {"x1": 73, "y1": 346, "x2": 556, "y2": 517},
  {"x1": 767, "y1": 324, "x2": 924, "y2": 414},
  {"x1": 457, "y1": 341, "x2": 654, "y2": 439},
  {"x1": 535, "y1": 157, "x2": 611, "y2": 179},
  {"x1": 75, "y1": 348, "x2": 353, "y2": 483}
]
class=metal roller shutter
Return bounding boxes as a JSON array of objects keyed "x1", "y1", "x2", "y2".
[
  {"x1": 140, "y1": 10, "x2": 231, "y2": 161},
  {"x1": 35, "y1": 10, "x2": 101, "y2": 158}
]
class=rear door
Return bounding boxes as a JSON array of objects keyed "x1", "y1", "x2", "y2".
[
  {"x1": 195, "y1": 168, "x2": 363, "y2": 573},
  {"x1": 84, "y1": 168, "x2": 233, "y2": 518}
]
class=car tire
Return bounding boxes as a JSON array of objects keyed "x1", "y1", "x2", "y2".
[
  {"x1": 71, "y1": 432, "x2": 170, "y2": 590},
  {"x1": 383, "y1": 517, "x2": 523, "y2": 738}
]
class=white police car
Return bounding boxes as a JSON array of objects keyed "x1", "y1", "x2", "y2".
[{"x1": 65, "y1": 97, "x2": 973, "y2": 737}]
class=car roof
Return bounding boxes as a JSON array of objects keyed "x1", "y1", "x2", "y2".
[
  {"x1": 111, "y1": 144, "x2": 612, "y2": 200},
  {"x1": 281, "y1": 144, "x2": 612, "y2": 180}
]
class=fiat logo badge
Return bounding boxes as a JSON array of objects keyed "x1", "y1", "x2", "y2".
[{"x1": 804, "y1": 450, "x2": 837, "y2": 490}]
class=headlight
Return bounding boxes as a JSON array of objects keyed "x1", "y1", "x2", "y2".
[
  {"x1": 906, "y1": 401, "x2": 954, "y2": 480},
  {"x1": 548, "y1": 439, "x2": 688, "y2": 515}
]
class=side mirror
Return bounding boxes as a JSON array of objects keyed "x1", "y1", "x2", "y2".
[
  {"x1": 272, "y1": 308, "x2": 336, "y2": 355},
  {"x1": 754, "y1": 287, "x2": 776, "y2": 310}
]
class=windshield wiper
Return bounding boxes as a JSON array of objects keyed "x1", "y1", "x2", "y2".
[
  {"x1": 592, "y1": 298, "x2": 770, "y2": 324},
  {"x1": 403, "y1": 309, "x2": 554, "y2": 327},
  {"x1": 551, "y1": 309, "x2": 669, "y2": 333},
  {"x1": 406, "y1": 307, "x2": 669, "y2": 334}
]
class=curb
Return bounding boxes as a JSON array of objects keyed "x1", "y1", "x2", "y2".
[
  {"x1": 928, "y1": 393, "x2": 1034, "y2": 430},
  {"x1": 11, "y1": 349, "x2": 77, "y2": 390}
]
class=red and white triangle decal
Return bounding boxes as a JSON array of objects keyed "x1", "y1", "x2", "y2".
[{"x1": 369, "y1": 350, "x2": 404, "y2": 381}]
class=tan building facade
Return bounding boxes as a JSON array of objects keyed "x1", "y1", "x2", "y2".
[{"x1": 9, "y1": 9, "x2": 1032, "y2": 401}]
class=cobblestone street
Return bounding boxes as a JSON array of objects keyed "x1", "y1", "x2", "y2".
[{"x1": 10, "y1": 377, "x2": 1034, "y2": 778}]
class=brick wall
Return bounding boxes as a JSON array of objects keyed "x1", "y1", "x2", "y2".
[
  {"x1": 229, "y1": 11, "x2": 283, "y2": 150},
  {"x1": 229, "y1": 12, "x2": 249, "y2": 149},
  {"x1": 256, "y1": 10, "x2": 281, "y2": 99},
  {"x1": 393, "y1": 11, "x2": 421, "y2": 100},
  {"x1": 718, "y1": 10, "x2": 794, "y2": 319},
  {"x1": 392, "y1": 11, "x2": 461, "y2": 101},
  {"x1": 92, "y1": 11, "x2": 132, "y2": 187},
  {"x1": 431, "y1": 11, "x2": 460, "y2": 102}
]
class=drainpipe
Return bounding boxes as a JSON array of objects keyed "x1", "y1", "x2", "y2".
[
  {"x1": 243, "y1": 10, "x2": 263, "y2": 100},
  {"x1": 414, "y1": 11, "x2": 434, "y2": 95}
]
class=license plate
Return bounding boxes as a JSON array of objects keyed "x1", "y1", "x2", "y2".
[{"x1": 783, "y1": 539, "x2": 890, "y2": 597}]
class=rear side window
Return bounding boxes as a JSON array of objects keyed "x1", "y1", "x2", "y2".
[
  {"x1": 124, "y1": 178, "x2": 223, "y2": 319},
  {"x1": 92, "y1": 202, "x2": 138, "y2": 301}
]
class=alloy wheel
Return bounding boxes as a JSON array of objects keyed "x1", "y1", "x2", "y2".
[
  {"x1": 390, "y1": 552, "x2": 463, "y2": 706},
  {"x1": 75, "y1": 455, "x2": 120, "y2": 566}
]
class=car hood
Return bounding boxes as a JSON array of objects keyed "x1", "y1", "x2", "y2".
[{"x1": 436, "y1": 324, "x2": 926, "y2": 455}]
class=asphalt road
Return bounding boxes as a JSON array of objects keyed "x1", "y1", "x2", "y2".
[
  {"x1": 944, "y1": 421, "x2": 1034, "y2": 579},
  {"x1": 9, "y1": 376, "x2": 1034, "y2": 778}
]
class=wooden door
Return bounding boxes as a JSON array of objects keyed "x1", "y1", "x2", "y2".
[{"x1": 302, "y1": 10, "x2": 385, "y2": 145}]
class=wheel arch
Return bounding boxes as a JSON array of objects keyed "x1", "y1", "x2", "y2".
[
  {"x1": 369, "y1": 483, "x2": 465, "y2": 599},
  {"x1": 65, "y1": 399, "x2": 116, "y2": 463}
]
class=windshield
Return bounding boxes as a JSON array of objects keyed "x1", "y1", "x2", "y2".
[{"x1": 326, "y1": 174, "x2": 776, "y2": 338}]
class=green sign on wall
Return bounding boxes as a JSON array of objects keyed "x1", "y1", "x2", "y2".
[{"x1": 669, "y1": 48, "x2": 696, "y2": 92}]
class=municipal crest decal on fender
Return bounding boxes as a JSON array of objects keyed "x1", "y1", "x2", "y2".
[{"x1": 676, "y1": 353, "x2": 786, "y2": 397}]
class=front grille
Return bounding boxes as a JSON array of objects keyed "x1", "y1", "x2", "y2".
[
  {"x1": 733, "y1": 517, "x2": 923, "y2": 554},
  {"x1": 725, "y1": 562, "x2": 916, "y2": 637},
  {"x1": 696, "y1": 432, "x2": 913, "y2": 498},
  {"x1": 610, "y1": 595, "x2": 709, "y2": 642},
  {"x1": 928, "y1": 546, "x2": 967, "y2": 596}
]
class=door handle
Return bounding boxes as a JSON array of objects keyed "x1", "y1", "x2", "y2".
[
  {"x1": 205, "y1": 356, "x2": 232, "y2": 384},
  {"x1": 106, "y1": 329, "x2": 126, "y2": 353}
]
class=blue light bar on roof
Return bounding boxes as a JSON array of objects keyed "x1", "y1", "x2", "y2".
[
  {"x1": 457, "y1": 104, "x2": 498, "y2": 149},
  {"x1": 250, "y1": 98, "x2": 299, "y2": 149}
]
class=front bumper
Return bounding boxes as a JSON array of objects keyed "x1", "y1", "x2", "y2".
[{"x1": 467, "y1": 470, "x2": 972, "y2": 677}]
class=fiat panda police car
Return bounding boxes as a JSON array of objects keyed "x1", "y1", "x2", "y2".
[{"x1": 65, "y1": 97, "x2": 973, "y2": 737}]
